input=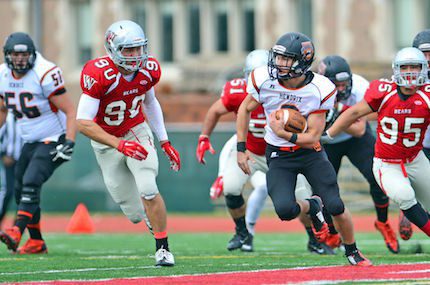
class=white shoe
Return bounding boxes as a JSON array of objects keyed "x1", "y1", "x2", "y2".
[{"x1": 155, "y1": 248, "x2": 175, "y2": 266}]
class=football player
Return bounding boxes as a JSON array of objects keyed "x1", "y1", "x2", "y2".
[
  {"x1": 201, "y1": 50, "x2": 333, "y2": 253},
  {"x1": 76, "y1": 20, "x2": 180, "y2": 266},
  {"x1": 326, "y1": 47, "x2": 430, "y2": 240},
  {"x1": 318, "y1": 55, "x2": 399, "y2": 253},
  {"x1": 237, "y1": 32, "x2": 371, "y2": 266},
  {"x1": 0, "y1": 32, "x2": 77, "y2": 254}
]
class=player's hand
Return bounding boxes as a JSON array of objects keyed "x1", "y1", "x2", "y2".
[
  {"x1": 51, "y1": 139, "x2": 75, "y2": 162},
  {"x1": 269, "y1": 111, "x2": 284, "y2": 136},
  {"x1": 161, "y1": 141, "x2": 181, "y2": 171},
  {"x1": 210, "y1": 176, "x2": 224, "y2": 200},
  {"x1": 117, "y1": 140, "x2": 148, "y2": 161},
  {"x1": 325, "y1": 108, "x2": 338, "y2": 129},
  {"x1": 237, "y1": 150, "x2": 254, "y2": 175},
  {"x1": 196, "y1": 135, "x2": 215, "y2": 164}
]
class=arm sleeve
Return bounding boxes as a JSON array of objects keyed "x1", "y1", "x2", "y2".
[
  {"x1": 247, "y1": 71, "x2": 261, "y2": 103},
  {"x1": 143, "y1": 87, "x2": 168, "y2": 142},
  {"x1": 76, "y1": 94, "x2": 100, "y2": 120}
]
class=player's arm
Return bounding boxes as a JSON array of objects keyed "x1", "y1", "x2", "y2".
[
  {"x1": 49, "y1": 92, "x2": 77, "y2": 142},
  {"x1": 269, "y1": 110, "x2": 326, "y2": 148},
  {"x1": 76, "y1": 94, "x2": 121, "y2": 148},
  {"x1": 236, "y1": 94, "x2": 260, "y2": 175},
  {"x1": 196, "y1": 99, "x2": 229, "y2": 164},
  {"x1": 326, "y1": 99, "x2": 373, "y2": 139},
  {"x1": 0, "y1": 97, "x2": 7, "y2": 128},
  {"x1": 343, "y1": 117, "x2": 366, "y2": 137},
  {"x1": 143, "y1": 88, "x2": 181, "y2": 171}
]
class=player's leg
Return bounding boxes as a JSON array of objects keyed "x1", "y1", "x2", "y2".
[
  {"x1": 246, "y1": 171, "x2": 267, "y2": 236},
  {"x1": 0, "y1": 161, "x2": 16, "y2": 228},
  {"x1": 347, "y1": 134, "x2": 398, "y2": 253},
  {"x1": 126, "y1": 123, "x2": 174, "y2": 266},
  {"x1": 304, "y1": 150, "x2": 371, "y2": 266},
  {"x1": 373, "y1": 157, "x2": 430, "y2": 237},
  {"x1": 210, "y1": 135, "x2": 236, "y2": 200},
  {"x1": 223, "y1": 147, "x2": 254, "y2": 251},
  {"x1": 408, "y1": 152, "x2": 430, "y2": 228},
  {"x1": 295, "y1": 174, "x2": 335, "y2": 255}
]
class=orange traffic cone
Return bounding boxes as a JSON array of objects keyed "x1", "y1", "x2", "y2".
[{"x1": 66, "y1": 203, "x2": 95, "y2": 234}]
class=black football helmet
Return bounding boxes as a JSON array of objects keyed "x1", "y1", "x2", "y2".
[
  {"x1": 3, "y1": 32, "x2": 37, "y2": 74},
  {"x1": 268, "y1": 32, "x2": 315, "y2": 80},
  {"x1": 412, "y1": 30, "x2": 430, "y2": 77},
  {"x1": 318, "y1": 55, "x2": 352, "y2": 101}
]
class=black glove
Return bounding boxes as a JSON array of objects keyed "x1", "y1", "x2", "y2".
[
  {"x1": 325, "y1": 107, "x2": 340, "y2": 130},
  {"x1": 50, "y1": 137, "x2": 75, "y2": 162}
]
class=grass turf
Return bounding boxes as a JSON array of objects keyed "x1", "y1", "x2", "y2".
[{"x1": 0, "y1": 232, "x2": 429, "y2": 283}]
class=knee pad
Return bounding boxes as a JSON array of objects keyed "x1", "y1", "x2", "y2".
[
  {"x1": 20, "y1": 186, "x2": 40, "y2": 204},
  {"x1": 325, "y1": 198, "x2": 345, "y2": 216},
  {"x1": 225, "y1": 194, "x2": 245, "y2": 210},
  {"x1": 276, "y1": 203, "x2": 300, "y2": 221},
  {"x1": 128, "y1": 215, "x2": 143, "y2": 224}
]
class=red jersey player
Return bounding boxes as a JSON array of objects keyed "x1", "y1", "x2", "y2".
[
  {"x1": 326, "y1": 47, "x2": 430, "y2": 238},
  {"x1": 76, "y1": 20, "x2": 180, "y2": 266}
]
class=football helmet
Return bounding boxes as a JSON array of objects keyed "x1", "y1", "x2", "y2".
[
  {"x1": 318, "y1": 55, "x2": 352, "y2": 100},
  {"x1": 3, "y1": 32, "x2": 37, "y2": 74},
  {"x1": 243, "y1": 49, "x2": 269, "y2": 80},
  {"x1": 392, "y1": 47, "x2": 428, "y2": 88},
  {"x1": 104, "y1": 20, "x2": 148, "y2": 72},
  {"x1": 412, "y1": 29, "x2": 430, "y2": 77},
  {"x1": 268, "y1": 32, "x2": 315, "y2": 80}
]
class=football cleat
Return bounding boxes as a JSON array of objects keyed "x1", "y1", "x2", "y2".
[
  {"x1": 17, "y1": 239, "x2": 48, "y2": 254},
  {"x1": 307, "y1": 239, "x2": 335, "y2": 255},
  {"x1": 227, "y1": 232, "x2": 252, "y2": 251},
  {"x1": 399, "y1": 211, "x2": 413, "y2": 241},
  {"x1": 241, "y1": 234, "x2": 254, "y2": 252},
  {"x1": 155, "y1": 247, "x2": 175, "y2": 266},
  {"x1": 346, "y1": 250, "x2": 372, "y2": 266},
  {"x1": 0, "y1": 226, "x2": 21, "y2": 252},
  {"x1": 325, "y1": 233, "x2": 342, "y2": 249},
  {"x1": 375, "y1": 220, "x2": 399, "y2": 253}
]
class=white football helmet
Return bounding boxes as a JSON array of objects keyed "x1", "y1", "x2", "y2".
[
  {"x1": 392, "y1": 47, "x2": 428, "y2": 88},
  {"x1": 104, "y1": 20, "x2": 148, "y2": 72},
  {"x1": 244, "y1": 49, "x2": 269, "y2": 80}
]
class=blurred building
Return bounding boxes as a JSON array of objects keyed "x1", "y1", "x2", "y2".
[{"x1": 1, "y1": 0, "x2": 429, "y2": 97}]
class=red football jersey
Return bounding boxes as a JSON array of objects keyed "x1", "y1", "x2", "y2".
[
  {"x1": 80, "y1": 56, "x2": 161, "y2": 137},
  {"x1": 221, "y1": 78, "x2": 266, "y2": 155},
  {"x1": 364, "y1": 79, "x2": 430, "y2": 160}
]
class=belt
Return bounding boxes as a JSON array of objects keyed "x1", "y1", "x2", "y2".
[{"x1": 279, "y1": 145, "x2": 301, "y2": 152}]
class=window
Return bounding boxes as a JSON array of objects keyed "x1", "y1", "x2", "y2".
[
  {"x1": 296, "y1": 0, "x2": 313, "y2": 38},
  {"x1": 214, "y1": 0, "x2": 228, "y2": 52},
  {"x1": 160, "y1": 0, "x2": 174, "y2": 61},
  {"x1": 74, "y1": 0, "x2": 93, "y2": 64},
  {"x1": 187, "y1": 1, "x2": 200, "y2": 54},
  {"x1": 130, "y1": 0, "x2": 147, "y2": 31},
  {"x1": 393, "y1": 0, "x2": 423, "y2": 48},
  {"x1": 241, "y1": 0, "x2": 255, "y2": 51}
]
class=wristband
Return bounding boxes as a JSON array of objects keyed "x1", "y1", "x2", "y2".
[
  {"x1": 290, "y1": 133, "x2": 298, "y2": 143},
  {"x1": 325, "y1": 130, "x2": 334, "y2": 140},
  {"x1": 237, "y1": 142, "x2": 247, "y2": 152}
]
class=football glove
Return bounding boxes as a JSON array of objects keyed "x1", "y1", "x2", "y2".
[
  {"x1": 210, "y1": 176, "x2": 224, "y2": 200},
  {"x1": 51, "y1": 138, "x2": 75, "y2": 162},
  {"x1": 196, "y1": 135, "x2": 215, "y2": 164},
  {"x1": 117, "y1": 140, "x2": 148, "y2": 161},
  {"x1": 161, "y1": 141, "x2": 181, "y2": 171}
]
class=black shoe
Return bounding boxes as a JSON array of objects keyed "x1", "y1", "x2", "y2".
[
  {"x1": 241, "y1": 234, "x2": 253, "y2": 252},
  {"x1": 307, "y1": 239, "x2": 335, "y2": 255},
  {"x1": 227, "y1": 234, "x2": 243, "y2": 251}
]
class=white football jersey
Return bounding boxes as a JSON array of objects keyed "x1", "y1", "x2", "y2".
[
  {"x1": 0, "y1": 52, "x2": 67, "y2": 143},
  {"x1": 248, "y1": 66, "x2": 336, "y2": 147},
  {"x1": 329, "y1": 73, "x2": 369, "y2": 144}
]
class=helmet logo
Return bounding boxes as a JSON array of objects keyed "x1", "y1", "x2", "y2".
[
  {"x1": 301, "y1": 41, "x2": 314, "y2": 61},
  {"x1": 106, "y1": 31, "x2": 116, "y2": 44}
]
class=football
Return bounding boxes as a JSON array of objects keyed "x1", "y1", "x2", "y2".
[{"x1": 275, "y1": 109, "x2": 307, "y2": 133}]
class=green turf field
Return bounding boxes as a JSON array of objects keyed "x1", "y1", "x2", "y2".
[{"x1": 0, "y1": 232, "x2": 429, "y2": 283}]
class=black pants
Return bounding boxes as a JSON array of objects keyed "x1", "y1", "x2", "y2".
[
  {"x1": 323, "y1": 126, "x2": 388, "y2": 206},
  {"x1": 0, "y1": 161, "x2": 16, "y2": 223},
  {"x1": 15, "y1": 142, "x2": 64, "y2": 206},
  {"x1": 265, "y1": 144, "x2": 345, "y2": 221}
]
